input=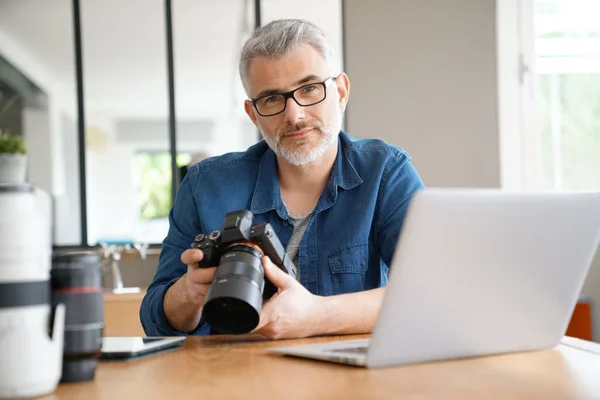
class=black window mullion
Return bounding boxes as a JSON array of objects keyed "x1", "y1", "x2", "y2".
[
  {"x1": 165, "y1": 0, "x2": 178, "y2": 205},
  {"x1": 341, "y1": 0, "x2": 347, "y2": 130},
  {"x1": 254, "y1": 0, "x2": 262, "y2": 142},
  {"x1": 72, "y1": 0, "x2": 88, "y2": 246}
]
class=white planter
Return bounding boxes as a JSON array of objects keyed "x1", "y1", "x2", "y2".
[{"x1": 0, "y1": 153, "x2": 27, "y2": 183}]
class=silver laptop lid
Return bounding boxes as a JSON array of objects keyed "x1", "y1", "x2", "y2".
[{"x1": 367, "y1": 189, "x2": 600, "y2": 368}]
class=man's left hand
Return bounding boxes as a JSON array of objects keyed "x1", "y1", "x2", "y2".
[{"x1": 252, "y1": 256, "x2": 323, "y2": 340}]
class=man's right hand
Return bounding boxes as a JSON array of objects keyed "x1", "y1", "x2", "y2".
[
  {"x1": 163, "y1": 248, "x2": 217, "y2": 333},
  {"x1": 180, "y1": 248, "x2": 217, "y2": 302}
]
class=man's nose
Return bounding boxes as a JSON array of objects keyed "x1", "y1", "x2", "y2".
[{"x1": 282, "y1": 96, "x2": 305, "y2": 124}]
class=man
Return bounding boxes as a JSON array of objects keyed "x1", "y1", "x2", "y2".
[{"x1": 140, "y1": 19, "x2": 424, "y2": 339}]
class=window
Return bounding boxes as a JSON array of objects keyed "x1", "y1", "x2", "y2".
[
  {"x1": 533, "y1": 0, "x2": 600, "y2": 190},
  {"x1": 0, "y1": 0, "x2": 81, "y2": 245},
  {"x1": 0, "y1": 0, "x2": 344, "y2": 247},
  {"x1": 134, "y1": 152, "x2": 191, "y2": 220}
]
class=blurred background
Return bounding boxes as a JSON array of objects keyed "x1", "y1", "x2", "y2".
[
  {"x1": 0, "y1": 0, "x2": 343, "y2": 246},
  {"x1": 0, "y1": 0, "x2": 599, "y2": 338}
]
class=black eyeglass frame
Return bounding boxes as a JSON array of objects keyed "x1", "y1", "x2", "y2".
[{"x1": 251, "y1": 75, "x2": 339, "y2": 117}]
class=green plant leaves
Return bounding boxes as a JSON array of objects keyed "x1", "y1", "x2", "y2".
[{"x1": 0, "y1": 131, "x2": 27, "y2": 154}]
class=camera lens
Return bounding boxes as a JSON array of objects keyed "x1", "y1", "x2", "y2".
[
  {"x1": 0, "y1": 183, "x2": 67, "y2": 398},
  {"x1": 51, "y1": 252, "x2": 104, "y2": 382},
  {"x1": 202, "y1": 244, "x2": 265, "y2": 334}
]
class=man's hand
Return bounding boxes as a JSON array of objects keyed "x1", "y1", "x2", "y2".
[
  {"x1": 162, "y1": 249, "x2": 216, "y2": 333},
  {"x1": 180, "y1": 249, "x2": 217, "y2": 302},
  {"x1": 253, "y1": 256, "x2": 387, "y2": 340},
  {"x1": 252, "y1": 256, "x2": 324, "y2": 340}
]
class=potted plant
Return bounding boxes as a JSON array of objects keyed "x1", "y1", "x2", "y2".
[{"x1": 0, "y1": 129, "x2": 27, "y2": 183}]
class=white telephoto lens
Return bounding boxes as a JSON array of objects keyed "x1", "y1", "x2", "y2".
[{"x1": 0, "y1": 183, "x2": 65, "y2": 399}]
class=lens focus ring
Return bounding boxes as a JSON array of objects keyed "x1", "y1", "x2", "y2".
[{"x1": 51, "y1": 252, "x2": 104, "y2": 383}]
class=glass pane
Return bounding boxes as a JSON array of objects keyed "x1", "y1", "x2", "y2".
[
  {"x1": 534, "y1": 0, "x2": 600, "y2": 190},
  {"x1": 172, "y1": 0, "x2": 257, "y2": 187},
  {"x1": 0, "y1": 0, "x2": 81, "y2": 245},
  {"x1": 81, "y1": 0, "x2": 170, "y2": 245},
  {"x1": 262, "y1": 0, "x2": 344, "y2": 71}
]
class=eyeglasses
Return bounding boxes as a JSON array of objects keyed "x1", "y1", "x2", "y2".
[{"x1": 251, "y1": 75, "x2": 338, "y2": 117}]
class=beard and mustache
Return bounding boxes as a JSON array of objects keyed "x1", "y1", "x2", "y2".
[{"x1": 260, "y1": 118, "x2": 339, "y2": 166}]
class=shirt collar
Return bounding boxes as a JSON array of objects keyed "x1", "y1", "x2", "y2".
[
  {"x1": 249, "y1": 131, "x2": 363, "y2": 217},
  {"x1": 333, "y1": 131, "x2": 363, "y2": 191},
  {"x1": 249, "y1": 148, "x2": 287, "y2": 219}
]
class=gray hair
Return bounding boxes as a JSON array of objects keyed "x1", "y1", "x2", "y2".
[{"x1": 239, "y1": 19, "x2": 339, "y2": 97}]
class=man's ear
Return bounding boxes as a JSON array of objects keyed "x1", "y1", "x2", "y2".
[
  {"x1": 336, "y1": 73, "x2": 351, "y2": 113},
  {"x1": 244, "y1": 100, "x2": 258, "y2": 126}
]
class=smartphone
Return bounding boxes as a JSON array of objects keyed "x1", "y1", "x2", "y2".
[{"x1": 100, "y1": 337, "x2": 186, "y2": 360}]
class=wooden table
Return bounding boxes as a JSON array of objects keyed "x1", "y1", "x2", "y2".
[{"x1": 42, "y1": 335, "x2": 600, "y2": 399}]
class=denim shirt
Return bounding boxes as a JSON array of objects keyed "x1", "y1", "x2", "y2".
[{"x1": 140, "y1": 131, "x2": 425, "y2": 336}]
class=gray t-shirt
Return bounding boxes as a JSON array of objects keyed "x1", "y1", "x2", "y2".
[{"x1": 284, "y1": 208, "x2": 314, "y2": 281}]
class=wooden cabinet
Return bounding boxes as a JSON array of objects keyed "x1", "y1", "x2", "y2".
[{"x1": 103, "y1": 291, "x2": 147, "y2": 337}]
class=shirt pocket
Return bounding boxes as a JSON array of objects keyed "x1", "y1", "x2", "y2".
[{"x1": 328, "y1": 241, "x2": 369, "y2": 295}]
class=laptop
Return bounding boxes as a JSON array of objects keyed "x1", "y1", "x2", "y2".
[{"x1": 268, "y1": 188, "x2": 600, "y2": 368}]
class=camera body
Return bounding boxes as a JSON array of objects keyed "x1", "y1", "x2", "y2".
[{"x1": 191, "y1": 210, "x2": 297, "y2": 334}]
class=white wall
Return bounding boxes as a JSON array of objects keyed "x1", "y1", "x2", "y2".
[
  {"x1": 344, "y1": 0, "x2": 600, "y2": 341},
  {"x1": 345, "y1": 0, "x2": 501, "y2": 188},
  {"x1": 0, "y1": 25, "x2": 74, "y2": 197},
  {"x1": 22, "y1": 108, "x2": 52, "y2": 188},
  {"x1": 0, "y1": 15, "x2": 83, "y2": 245},
  {"x1": 54, "y1": 113, "x2": 81, "y2": 244}
]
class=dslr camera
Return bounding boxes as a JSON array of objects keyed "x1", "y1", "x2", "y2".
[{"x1": 191, "y1": 210, "x2": 297, "y2": 334}]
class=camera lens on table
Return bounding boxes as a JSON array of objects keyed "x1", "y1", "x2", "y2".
[
  {"x1": 51, "y1": 252, "x2": 104, "y2": 382},
  {"x1": 0, "y1": 183, "x2": 66, "y2": 399}
]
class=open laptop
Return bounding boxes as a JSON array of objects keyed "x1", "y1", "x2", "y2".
[{"x1": 268, "y1": 188, "x2": 600, "y2": 368}]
